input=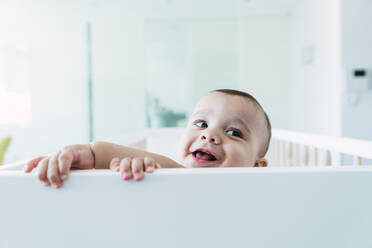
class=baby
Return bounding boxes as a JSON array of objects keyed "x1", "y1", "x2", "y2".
[{"x1": 25, "y1": 89, "x2": 271, "y2": 188}]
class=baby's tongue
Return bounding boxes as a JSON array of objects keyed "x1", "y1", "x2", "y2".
[{"x1": 196, "y1": 151, "x2": 214, "y2": 161}]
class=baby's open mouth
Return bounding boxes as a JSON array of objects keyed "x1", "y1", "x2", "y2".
[{"x1": 192, "y1": 149, "x2": 217, "y2": 161}]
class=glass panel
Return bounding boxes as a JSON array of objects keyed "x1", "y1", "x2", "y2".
[
  {"x1": 90, "y1": 1, "x2": 239, "y2": 142},
  {"x1": 144, "y1": 19, "x2": 238, "y2": 128},
  {"x1": 0, "y1": 45, "x2": 32, "y2": 127}
]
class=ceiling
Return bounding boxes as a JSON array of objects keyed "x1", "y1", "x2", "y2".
[
  {"x1": 69, "y1": 0, "x2": 301, "y2": 18},
  {"x1": 1, "y1": 0, "x2": 300, "y2": 18}
]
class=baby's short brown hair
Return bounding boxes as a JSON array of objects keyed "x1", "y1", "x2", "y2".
[{"x1": 211, "y1": 89, "x2": 272, "y2": 157}]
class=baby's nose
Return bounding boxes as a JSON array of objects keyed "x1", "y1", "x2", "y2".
[{"x1": 200, "y1": 133, "x2": 221, "y2": 145}]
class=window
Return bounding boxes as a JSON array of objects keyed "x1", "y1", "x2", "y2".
[{"x1": 0, "y1": 45, "x2": 31, "y2": 127}]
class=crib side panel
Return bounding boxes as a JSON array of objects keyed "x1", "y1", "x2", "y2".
[{"x1": 1, "y1": 169, "x2": 372, "y2": 248}]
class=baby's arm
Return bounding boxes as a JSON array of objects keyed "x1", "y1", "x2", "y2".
[
  {"x1": 91, "y1": 141, "x2": 184, "y2": 169},
  {"x1": 25, "y1": 141, "x2": 184, "y2": 188}
]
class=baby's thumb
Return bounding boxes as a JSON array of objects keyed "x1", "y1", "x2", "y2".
[{"x1": 145, "y1": 162, "x2": 160, "y2": 173}]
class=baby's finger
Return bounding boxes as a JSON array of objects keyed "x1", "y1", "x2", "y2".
[
  {"x1": 58, "y1": 150, "x2": 73, "y2": 181},
  {"x1": 132, "y1": 157, "x2": 144, "y2": 181},
  {"x1": 120, "y1": 158, "x2": 132, "y2": 180},
  {"x1": 37, "y1": 157, "x2": 50, "y2": 186},
  {"x1": 143, "y1": 157, "x2": 156, "y2": 173},
  {"x1": 24, "y1": 156, "x2": 44, "y2": 173},
  {"x1": 109, "y1": 157, "x2": 120, "y2": 172},
  {"x1": 47, "y1": 154, "x2": 62, "y2": 188}
]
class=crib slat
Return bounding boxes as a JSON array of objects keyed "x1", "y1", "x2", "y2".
[
  {"x1": 276, "y1": 140, "x2": 280, "y2": 167},
  {"x1": 288, "y1": 143, "x2": 293, "y2": 167},
  {"x1": 273, "y1": 140, "x2": 278, "y2": 167},
  {"x1": 303, "y1": 146, "x2": 309, "y2": 166},
  {"x1": 353, "y1": 156, "x2": 362, "y2": 166},
  {"x1": 313, "y1": 147, "x2": 318, "y2": 167},
  {"x1": 283, "y1": 142, "x2": 288, "y2": 167},
  {"x1": 270, "y1": 140, "x2": 275, "y2": 167},
  {"x1": 326, "y1": 150, "x2": 332, "y2": 166},
  {"x1": 339, "y1": 153, "x2": 344, "y2": 166},
  {"x1": 280, "y1": 141, "x2": 284, "y2": 167},
  {"x1": 279, "y1": 141, "x2": 285, "y2": 167},
  {"x1": 277, "y1": 140, "x2": 281, "y2": 167},
  {"x1": 272, "y1": 140, "x2": 276, "y2": 167},
  {"x1": 295, "y1": 144, "x2": 300, "y2": 167}
]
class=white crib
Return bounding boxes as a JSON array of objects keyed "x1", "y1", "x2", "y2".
[
  {"x1": 1, "y1": 128, "x2": 372, "y2": 248},
  {"x1": 267, "y1": 129, "x2": 372, "y2": 167}
]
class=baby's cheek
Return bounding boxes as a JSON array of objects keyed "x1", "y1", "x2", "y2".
[
  {"x1": 177, "y1": 134, "x2": 191, "y2": 160},
  {"x1": 228, "y1": 147, "x2": 255, "y2": 167}
]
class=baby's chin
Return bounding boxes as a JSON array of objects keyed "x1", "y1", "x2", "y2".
[
  {"x1": 182, "y1": 157, "x2": 222, "y2": 168},
  {"x1": 190, "y1": 163, "x2": 220, "y2": 168}
]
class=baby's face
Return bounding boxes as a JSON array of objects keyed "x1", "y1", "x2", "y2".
[{"x1": 178, "y1": 92, "x2": 267, "y2": 168}]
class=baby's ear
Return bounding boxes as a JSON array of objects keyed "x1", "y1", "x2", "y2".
[{"x1": 254, "y1": 158, "x2": 268, "y2": 167}]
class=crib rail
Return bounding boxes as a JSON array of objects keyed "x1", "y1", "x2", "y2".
[
  {"x1": 0, "y1": 158, "x2": 31, "y2": 171},
  {"x1": 1, "y1": 168, "x2": 372, "y2": 248},
  {"x1": 268, "y1": 129, "x2": 372, "y2": 167}
]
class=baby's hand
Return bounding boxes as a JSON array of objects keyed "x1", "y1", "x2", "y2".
[
  {"x1": 24, "y1": 144, "x2": 95, "y2": 188},
  {"x1": 109, "y1": 157, "x2": 160, "y2": 181}
]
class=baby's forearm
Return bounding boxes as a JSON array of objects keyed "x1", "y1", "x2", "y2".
[{"x1": 90, "y1": 141, "x2": 185, "y2": 169}]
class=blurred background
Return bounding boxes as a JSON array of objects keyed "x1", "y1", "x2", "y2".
[{"x1": 0, "y1": 0, "x2": 371, "y2": 164}]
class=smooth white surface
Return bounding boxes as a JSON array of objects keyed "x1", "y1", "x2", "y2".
[
  {"x1": 237, "y1": 16, "x2": 291, "y2": 130},
  {"x1": 342, "y1": 0, "x2": 372, "y2": 69},
  {"x1": 1, "y1": 167, "x2": 372, "y2": 248},
  {"x1": 288, "y1": 0, "x2": 342, "y2": 136},
  {"x1": 341, "y1": 0, "x2": 372, "y2": 142},
  {"x1": 0, "y1": 4, "x2": 89, "y2": 163}
]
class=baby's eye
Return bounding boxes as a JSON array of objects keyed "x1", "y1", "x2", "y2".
[
  {"x1": 194, "y1": 120, "x2": 208, "y2": 128},
  {"x1": 226, "y1": 129, "x2": 243, "y2": 138}
]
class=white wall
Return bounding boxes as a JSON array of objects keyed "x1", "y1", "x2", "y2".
[
  {"x1": 341, "y1": 0, "x2": 372, "y2": 141},
  {"x1": 189, "y1": 19, "x2": 238, "y2": 106},
  {"x1": 90, "y1": 16, "x2": 147, "y2": 141},
  {"x1": 341, "y1": 0, "x2": 372, "y2": 69},
  {"x1": 237, "y1": 16, "x2": 291, "y2": 129},
  {"x1": 0, "y1": 2, "x2": 89, "y2": 163},
  {"x1": 288, "y1": 0, "x2": 343, "y2": 137}
]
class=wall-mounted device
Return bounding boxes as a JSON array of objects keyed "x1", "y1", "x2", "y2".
[
  {"x1": 345, "y1": 68, "x2": 372, "y2": 105},
  {"x1": 348, "y1": 69, "x2": 371, "y2": 91}
]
